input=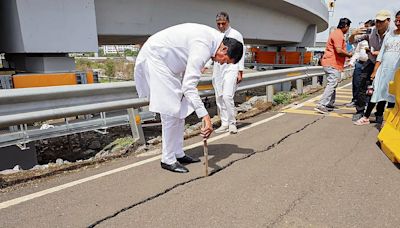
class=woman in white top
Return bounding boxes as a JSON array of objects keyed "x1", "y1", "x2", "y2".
[{"x1": 355, "y1": 11, "x2": 400, "y2": 126}]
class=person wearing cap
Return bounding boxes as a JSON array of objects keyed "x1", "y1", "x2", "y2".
[
  {"x1": 203, "y1": 12, "x2": 245, "y2": 134},
  {"x1": 354, "y1": 10, "x2": 400, "y2": 127},
  {"x1": 134, "y1": 23, "x2": 243, "y2": 173},
  {"x1": 349, "y1": 10, "x2": 391, "y2": 123},
  {"x1": 315, "y1": 18, "x2": 353, "y2": 114}
]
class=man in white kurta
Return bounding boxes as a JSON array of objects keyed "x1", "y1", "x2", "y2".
[
  {"x1": 134, "y1": 23, "x2": 243, "y2": 173},
  {"x1": 205, "y1": 12, "x2": 245, "y2": 134}
]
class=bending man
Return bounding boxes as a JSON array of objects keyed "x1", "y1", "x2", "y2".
[{"x1": 135, "y1": 23, "x2": 243, "y2": 173}]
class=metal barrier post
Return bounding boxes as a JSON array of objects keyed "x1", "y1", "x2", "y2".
[
  {"x1": 266, "y1": 85, "x2": 274, "y2": 102},
  {"x1": 127, "y1": 108, "x2": 145, "y2": 145},
  {"x1": 296, "y1": 79, "x2": 303, "y2": 94},
  {"x1": 312, "y1": 76, "x2": 318, "y2": 88}
]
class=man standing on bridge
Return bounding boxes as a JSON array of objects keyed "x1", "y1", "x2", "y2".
[
  {"x1": 203, "y1": 12, "x2": 245, "y2": 134},
  {"x1": 134, "y1": 23, "x2": 243, "y2": 173},
  {"x1": 315, "y1": 18, "x2": 353, "y2": 114}
]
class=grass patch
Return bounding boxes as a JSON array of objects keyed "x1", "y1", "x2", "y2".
[{"x1": 273, "y1": 92, "x2": 292, "y2": 105}]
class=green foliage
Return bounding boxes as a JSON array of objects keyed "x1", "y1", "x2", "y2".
[
  {"x1": 104, "y1": 59, "x2": 115, "y2": 77},
  {"x1": 273, "y1": 92, "x2": 292, "y2": 105},
  {"x1": 124, "y1": 49, "x2": 138, "y2": 57}
]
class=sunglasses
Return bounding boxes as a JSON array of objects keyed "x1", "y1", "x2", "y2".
[{"x1": 217, "y1": 22, "x2": 227, "y2": 26}]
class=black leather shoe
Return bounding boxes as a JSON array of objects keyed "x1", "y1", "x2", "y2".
[
  {"x1": 161, "y1": 162, "x2": 189, "y2": 173},
  {"x1": 177, "y1": 155, "x2": 201, "y2": 164}
]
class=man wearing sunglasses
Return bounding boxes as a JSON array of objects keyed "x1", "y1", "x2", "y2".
[
  {"x1": 134, "y1": 23, "x2": 243, "y2": 173},
  {"x1": 204, "y1": 12, "x2": 245, "y2": 134},
  {"x1": 349, "y1": 10, "x2": 391, "y2": 123}
]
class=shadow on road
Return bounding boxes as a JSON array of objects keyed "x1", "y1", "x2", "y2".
[{"x1": 185, "y1": 143, "x2": 254, "y2": 171}]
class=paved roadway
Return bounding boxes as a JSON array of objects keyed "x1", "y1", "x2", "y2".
[{"x1": 1, "y1": 83, "x2": 400, "y2": 228}]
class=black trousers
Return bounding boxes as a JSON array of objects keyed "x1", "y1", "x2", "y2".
[
  {"x1": 365, "y1": 101, "x2": 395, "y2": 118},
  {"x1": 355, "y1": 60, "x2": 375, "y2": 114}
]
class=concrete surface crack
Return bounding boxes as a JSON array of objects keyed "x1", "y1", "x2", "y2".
[
  {"x1": 87, "y1": 116, "x2": 324, "y2": 227},
  {"x1": 265, "y1": 191, "x2": 308, "y2": 228}
]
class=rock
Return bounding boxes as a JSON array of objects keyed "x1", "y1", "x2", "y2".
[
  {"x1": 237, "y1": 96, "x2": 267, "y2": 112},
  {"x1": 184, "y1": 128, "x2": 194, "y2": 136},
  {"x1": 147, "y1": 136, "x2": 162, "y2": 145},
  {"x1": 13, "y1": 165, "x2": 21, "y2": 171},
  {"x1": 0, "y1": 169, "x2": 19, "y2": 175},
  {"x1": 88, "y1": 141, "x2": 102, "y2": 150},
  {"x1": 83, "y1": 149, "x2": 96, "y2": 156},
  {"x1": 64, "y1": 161, "x2": 71, "y2": 164},
  {"x1": 31, "y1": 165, "x2": 42, "y2": 170},
  {"x1": 56, "y1": 158, "x2": 64, "y2": 165}
]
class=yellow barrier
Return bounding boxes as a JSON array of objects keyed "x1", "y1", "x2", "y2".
[{"x1": 377, "y1": 68, "x2": 400, "y2": 163}]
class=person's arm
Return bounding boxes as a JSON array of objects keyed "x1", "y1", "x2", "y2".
[
  {"x1": 335, "y1": 46, "x2": 352, "y2": 58},
  {"x1": 202, "y1": 58, "x2": 213, "y2": 73},
  {"x1": 370, "y1": 35, "x2": 387, "y2": 80},
  {"x1": 349, "y1": 43, "x2": 361, "y2": 66},
  {"x1": 349, "y1": 28, "x2": 368, "y2": 43},
  {"x1": 182, "y1": 43, "x2": 213, "y2": 138},
  {"x1": 370, "y1": 61, "x2": 381, "y2": 80},
  {"x1": 237, "y1": 34, "x2": 245, "y2": 84},
  {"x1": 332, "y1": 31, "x2": 352, "y2": 58}
]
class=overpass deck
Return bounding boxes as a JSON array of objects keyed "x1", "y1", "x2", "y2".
[{"x1": 1, "y1": 83, "x2": 399, "y2": 227}]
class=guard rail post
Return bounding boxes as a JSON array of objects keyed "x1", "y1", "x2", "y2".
[
  {"x1": 266, "y1": 85, "x2": 274, "y2": 102},
  {"x1": 296, "y1": 79, "x2": 303, "y2": 95},
  {"x1": 127, "y1": 108, "x2": 145, "y2": 145},
  {"x1": 312, "y1": 76, "x2": 318, "y2": 88}
]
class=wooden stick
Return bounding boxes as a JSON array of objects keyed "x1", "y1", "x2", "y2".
[{"x1": 202, "y1": 119, "x2": 209, "y2": 176}]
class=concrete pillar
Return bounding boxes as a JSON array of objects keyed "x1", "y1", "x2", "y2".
[
  {"x1": 312, "y1": 76, "x2": 318, "y2": 88},
  {"x1": 266, "y1": 85, "x2": 274, "y2": 102},
  {"x1": 296, "y1": 79, "x2": 303, "y2": 94}
]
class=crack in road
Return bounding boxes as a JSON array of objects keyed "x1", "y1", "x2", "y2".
[
  {"x1": 265, "y1": 191, "x2": 309, "y2": 228},
  {"x1": 88, "y1": 116, "x2": 325, "y2": 227}
]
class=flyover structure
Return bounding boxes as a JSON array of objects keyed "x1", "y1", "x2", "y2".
[{"x1": 0, "y1": 0, "x2": 329, "y2": 73}]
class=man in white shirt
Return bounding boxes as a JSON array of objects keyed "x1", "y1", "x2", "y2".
[
  {"x1": 204, "y1": 12, "x2": 245, "y2": 134},
  {"x1": 134, "y1": 23, "x2": 243, "y2": 173}
]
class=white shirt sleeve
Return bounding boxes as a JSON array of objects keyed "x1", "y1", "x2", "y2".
[
  {"x1": 238, "y1": 36, "x2": 245, "y2": 71},
  {"x1": 349, "y1": 43, "x2": 361, "y2": 66},
  {"x1": 231, "y1": 30, "x2": 245, "y2": 71},
  {"x1": 204, "y1": 58, "x2": 213, "y2": 69},
  {"x1": 182, "y1": 42, "x2": 211, "y2": 118}
]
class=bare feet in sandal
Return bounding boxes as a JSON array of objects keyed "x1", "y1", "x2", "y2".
[{"x1": 353, "y1": 117, "x2": 370, "y2": 126}]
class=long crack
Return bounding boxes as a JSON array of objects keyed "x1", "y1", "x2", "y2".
[
  {"x1": 265, "y1": 191, "x2": 308, "y2": 228},
  {"x1": 88, "y1": 115, "x2": 325, "y2": 227}
]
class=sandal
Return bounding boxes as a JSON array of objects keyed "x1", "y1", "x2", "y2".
[{"x1": 353, "y1": 117, "x2": 370, "y2": 126}]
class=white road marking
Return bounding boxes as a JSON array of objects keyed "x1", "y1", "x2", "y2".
[
  {"x1": 0, "y1": 113, "x2": 285, "y2": 210},
  {"x1": 0, "y1": 82, "x2": 353, "y2": 210}
]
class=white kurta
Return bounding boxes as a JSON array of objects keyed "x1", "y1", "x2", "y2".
[
  {"x1": 209, "y1": 27, "x2": 245, "y2": 96},
  {"x1": 135, "y1": 23, "x2": 225, "y2": 119},
  {"x1": 207, "y1": 27, "x2": 245, "y2": 126}
]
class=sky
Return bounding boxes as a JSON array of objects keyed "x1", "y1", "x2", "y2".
[{"x1": 316, "y1": 0, "x2": 399, "y2": 42}]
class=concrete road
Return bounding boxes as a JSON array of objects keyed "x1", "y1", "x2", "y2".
[{"x1": 1, "y1": 85, "x2": 400, "y2": 228}]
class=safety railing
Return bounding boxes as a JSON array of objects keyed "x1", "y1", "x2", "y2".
[{"x1": 0, "y1": 66, "x2": 353, "y2": 148}]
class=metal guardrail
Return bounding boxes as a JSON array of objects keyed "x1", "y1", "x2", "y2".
[{"x1": 0, "y1": 66, "x2": 353, "y2": 148}]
